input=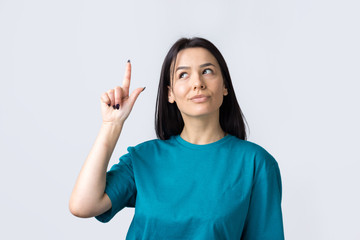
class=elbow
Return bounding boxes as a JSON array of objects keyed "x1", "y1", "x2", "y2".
[{"x1": 69, "y1": 197, "x2": 93, "y2": 218}]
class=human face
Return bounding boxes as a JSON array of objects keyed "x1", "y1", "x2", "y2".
[{"x1": 168, "y1": 47, "x2": 228, "y2": 119}]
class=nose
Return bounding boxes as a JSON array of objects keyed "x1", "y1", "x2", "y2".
[{"x1": 192, "y1": 74, "x2": 206, "y2": 91}]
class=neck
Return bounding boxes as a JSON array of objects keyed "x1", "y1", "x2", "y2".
[{"x1": 180, "y1": 111, "x2": 226, "y2": 145}]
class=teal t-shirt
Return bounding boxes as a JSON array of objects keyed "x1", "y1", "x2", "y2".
[{"x1": 95, "y1": 134, "x2": 284, "y2": 239}]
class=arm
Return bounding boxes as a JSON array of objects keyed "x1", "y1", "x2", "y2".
[
  {"x1": 69, "y1": 60, "x2": 145, "y2": 218},
  {"x1": 241, "y1": 161, "x2": 284, "y2": 240},
  {"x1": 69, "y1": 122, "x2": 123, "y2": 218}
]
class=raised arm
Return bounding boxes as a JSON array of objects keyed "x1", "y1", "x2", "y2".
[{"x1": 69, "y1": 60, "x2": 145, "y2": 218}]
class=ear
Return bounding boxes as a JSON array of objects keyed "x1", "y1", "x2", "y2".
[
  {"x1": 223, "y1": 87, "x2": 228, "y2": 96},
  {"x1": 168, "y1": 86, "x2": 175, "y2": 103}
]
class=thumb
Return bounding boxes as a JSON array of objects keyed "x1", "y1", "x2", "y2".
[{"x1": 128, "y1": 87, "x2": 145, "y2": 106}]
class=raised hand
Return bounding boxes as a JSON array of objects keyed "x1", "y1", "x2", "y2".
[{"x1": 100, "y1": 60, "x2": 145, "y2": 125}]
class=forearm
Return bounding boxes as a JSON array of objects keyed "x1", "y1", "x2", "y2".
[{"x1": 69, "y1": 122, "x2": 124, "y2": 215}]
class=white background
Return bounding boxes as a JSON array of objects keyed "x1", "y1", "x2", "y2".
[{"x1": 1, "y1": 0, "x2": 359, "y2": 239}]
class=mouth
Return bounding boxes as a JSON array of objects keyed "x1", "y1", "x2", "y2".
[{"x1": 190, "y1": 94, "x2": 209, "y2": 103}]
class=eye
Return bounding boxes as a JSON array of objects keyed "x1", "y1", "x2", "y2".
[
  {"x1": 179, "y1": 72, "x2": 188, "y2": 79},
  {"x1": 203, "y1": 68, "x2": 213, "y2": 75}
]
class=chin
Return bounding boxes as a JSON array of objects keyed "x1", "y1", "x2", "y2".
[{"x1": 181, "y1": 109, "x2": 220, "y2": 119}]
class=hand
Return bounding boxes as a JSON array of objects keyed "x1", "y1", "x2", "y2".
[{"x1": 100, "y1": 61, "x2": 145, "y2": 125}]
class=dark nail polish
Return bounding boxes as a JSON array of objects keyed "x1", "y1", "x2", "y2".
[
  {"x1": 127, "y1": 59, "x2": 130, "y2": 63},
  {"x1": 113, "y1": 105, "x2": 116, "y2": 109},
  {"x1": 142, "y1": 87, "x2": 146, "y2": 92},
  {"x1": 116, "y1": 104, "x2": 120, "y2": 109}
]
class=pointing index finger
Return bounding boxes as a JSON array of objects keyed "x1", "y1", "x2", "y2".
[{"x1": 122, "y1": 60, "x2": 131, "y2": 94}]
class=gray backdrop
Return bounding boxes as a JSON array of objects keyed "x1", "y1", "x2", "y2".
[{"x1": 1, "y1": 0, "x2": 359, "y2": 239}]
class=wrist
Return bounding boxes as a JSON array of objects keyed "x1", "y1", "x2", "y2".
[
  {"x1": 100, "y1": 122, "x2": 123, "y2": 139},
  {"x1": 98, "y1": 122, "x2": 123, "y2": 149},
  {"x1": 101, "y1": 121, "x2": 124, "y2": 129}
]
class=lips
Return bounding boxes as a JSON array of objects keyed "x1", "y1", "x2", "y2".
[
  {"x1": 190, "y1": 94, "x2": 209, "y2": 103},
  {"x1": 190, "y1": 94, "x2": 208, "y2": 100}
]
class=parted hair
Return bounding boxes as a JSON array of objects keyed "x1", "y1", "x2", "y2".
[{"x1": 155, "y1": 37, "x2": 248, "y2": 140}]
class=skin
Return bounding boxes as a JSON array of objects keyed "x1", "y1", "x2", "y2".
[
  {"x1": 69, "y1": 61, "x2": 144, "y2": 218},
  {"x1": 168, "y1": 47, "x2": 228, "y2": 144}
]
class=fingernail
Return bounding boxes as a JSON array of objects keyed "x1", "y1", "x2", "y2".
[
  {"x1": 127, "y1": 59, "x2": 130, "y2": 63},
  {"x1": 142, "y1": 87, "x2": 146, "y2": 92},
  {"x1": 113, "y1": 105, "x2": 116, "y2": 109},
  {"x1": 116, "y1": 104, "x2": 120, "y2": 109}
]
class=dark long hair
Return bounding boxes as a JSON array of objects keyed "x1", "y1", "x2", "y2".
[{"x1": 155, "y1": 37, "x2": 248, "y2": 140}]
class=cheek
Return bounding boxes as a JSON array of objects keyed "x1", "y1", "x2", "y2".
[
  {"x1": 172, "y1": 83, "x2": 189, "y2": 99},
  {"x1": 214, "y1": 94, "x2": 224, "y2": 106},
  {"x1": 214, "y1": 85, "x2": 226, "y2": 103}
]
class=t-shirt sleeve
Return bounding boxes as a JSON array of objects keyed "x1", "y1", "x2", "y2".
[
  {"x1": 241, "y1": 154, "x2": 285, "y2": 240},
  {"x1": 95, "y1": 148, "x2": 137, "y2": 223}
]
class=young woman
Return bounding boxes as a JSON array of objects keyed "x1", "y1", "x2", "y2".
[{"x1": 69, "y1": 37, "x2": 285, "y2": 239}]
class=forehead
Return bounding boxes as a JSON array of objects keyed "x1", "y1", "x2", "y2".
[{"x1": 174, "y1": 47, "x2": 219, "y2": 67}]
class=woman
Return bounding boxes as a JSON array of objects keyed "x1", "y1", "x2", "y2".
[{"x1": 69, "y1": 37, "x2": 284, "y2": 239}]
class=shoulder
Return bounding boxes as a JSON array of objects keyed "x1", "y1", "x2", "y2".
[
  {"x1": 228, "y1": 136, "x2": 275, "y2": 160},
  {"x1": 125, "y1": 137, "x2": 174, "y2": 155},
  {"x1": 228, "y1": 135, "x2": 279, "y2": 175}
]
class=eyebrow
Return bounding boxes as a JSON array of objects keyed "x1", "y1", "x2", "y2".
[{"x1": 175, "y1": 62, "x2": 215, "y2": 72}]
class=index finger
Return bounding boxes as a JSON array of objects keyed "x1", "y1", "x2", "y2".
[{"x1": 122, "y1": 60, "x2": 131, "y2": 93}]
